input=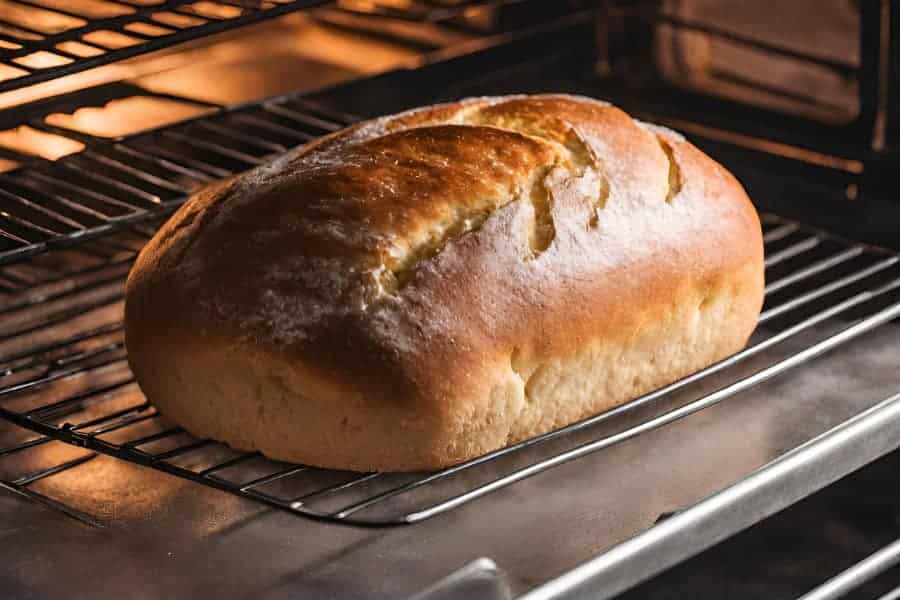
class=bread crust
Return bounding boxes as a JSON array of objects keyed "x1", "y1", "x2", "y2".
[{"x1": 125, "y1": 94, "x2": 764, "y2": 472}]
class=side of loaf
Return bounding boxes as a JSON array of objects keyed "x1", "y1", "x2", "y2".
[{"x1": 124, "y1": 94, "x2": 764, "y2": 472}]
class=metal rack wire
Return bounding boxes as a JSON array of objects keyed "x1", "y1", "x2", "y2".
[
  {"x1": 0, "y1": 423, "x2": 103, "y2": 527},
  {"x1": 0, "y1": 80, "x2": 352, "y2": 263},
  {"x1": 0, "y1": 0, "x2": 329, "y2": 93}
]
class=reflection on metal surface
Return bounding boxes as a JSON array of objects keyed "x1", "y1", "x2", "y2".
[
  {"x1": 409, "y1": 558, "x2": 511, "y2": 600},
  {"x1": 0, "y1": 15, "x2": 420, "y2": 111},
  {"x1": 45, "y1": 97, "x2": 215, "y2": 138},
  {"x1": 151, "y1": 11, "x2": 208, "y2": 28},
  {"x1": 654, "y1": 0, "x2": 860, "y2": 123},
  {"x1": 0, "y1": 126, "x2": 84, "y2": 160},
  {"x1": 0, "y1": 429, "x2": 104, "y2": 527},
  {"x1": 522, "y1": 391, "x2": 900, "y2": 600},
  {"x1": 36, "y1": 0, "x2": 135, "y2": 19},
  {"x1": 53, "y1": 41, "x2": 105, "y2": 58},
  {"x1": 122, "y1": 22, "x2": 175, "y2": 37},
  {"x1": 0, "y1": 2, "x2": 85, "y2": 34},
  {"x1": 636, "y1": 114, "x2": 865, "y2": 174},
  {"x1": 81, "y1": 30, "x2": 141, "y2": 50},
  {"x1": 0, "y1": 0, "x2": 336, "y2": 93},
  {"x1": 183, "y1": 1, "x2": 244, "y2": 19},
  {"x1": 136, "y1": 18, "x2": 421, "y2": 104},
  {"x1": 0, "y1": 64, "x2": 27, "y2": 84},
  {"x1": 13, "y1": 51, "x2": 72, "y2": 70}
]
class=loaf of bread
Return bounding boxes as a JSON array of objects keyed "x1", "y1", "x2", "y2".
[{"x1": 124, "y1": 94, "x2": 764, "y2": 472}]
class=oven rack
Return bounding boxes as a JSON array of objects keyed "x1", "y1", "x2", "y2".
[
  {"x1": 0, "y1": 207, "x2": 897, "y2": 527},
  {"x1": 0, "y1": 0, "x2": 331, "y2": 93},
  {"x1": 0, "y1": 426, "x2": 104, "y2": 528},
  {"x1": 0, "y1": 10, "x2": 591, "y2": 265},
  {"x1": 0, "y1": 80, "x2": 355, "y2": 264}
]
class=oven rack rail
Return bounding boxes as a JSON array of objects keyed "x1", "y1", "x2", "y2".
[
  {"x1": 0, "y1": 0, "x2": 331, "y2": 93},
  {"x1": 521, "y1": 388, "x2": 900, "y2": 600},
  {"x1": 0, "y1": 211, "x2": 897, "y2": 527},
  {"x1": 798, "y1": 536, "x2": 900, "y2": 600},
  {"x1": 0, "y1": 0, "x2": 547, "y2": 95}
]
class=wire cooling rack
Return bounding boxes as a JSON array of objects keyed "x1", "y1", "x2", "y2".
[
  {"x1": 0, "y1": 0, "x2": 329, "y2": 93},
  {"x1": 0, "y1": 208, "x2": 896, "y2": 526}
]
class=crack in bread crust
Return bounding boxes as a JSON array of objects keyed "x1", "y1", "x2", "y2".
[
  {"x1": 377, "y1": 150, "x2": 563, "y2": 293},
  {"x1": 526, "y1": 167, "x2": 557, "y2": 256},
  {"x1": 385, "y1": 205, "x2": 494, "y2": 291},
  {"x1": 378, "y1": 99, "x2": 615, "y2": 290},
  {"x1": 656, "y1": 136, "x2": 682, "y2": 203}
]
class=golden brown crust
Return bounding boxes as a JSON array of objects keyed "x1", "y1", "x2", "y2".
[{"x1": 125, "y1": 94, "x2": 764, "y2": 472}]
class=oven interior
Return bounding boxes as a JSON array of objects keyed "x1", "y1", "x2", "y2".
[{"x1": 0, "y1": 2, "x2": 899, "y2": 599}]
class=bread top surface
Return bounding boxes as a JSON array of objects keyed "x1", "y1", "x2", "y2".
[{"x1": 125, "y1": 94, "x2": 763, "y2": 413}]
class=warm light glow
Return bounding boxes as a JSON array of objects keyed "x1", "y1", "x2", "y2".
[
  {"x1": 35, "y1": 0, "x2": 134, "y2": 19},
  {"x1": 0, "y1": 64, "x2": 27, "y2": 83},
  {"x1": 0, "y1": 44, "x2": 192, "y2": 110},
  {"x1": 82, "y1": 30, "x2": 141, "y2": 49},
  {"x1": 151, "y1": 11, "x2": 207, "y2": 28},
  {"x1": 0, "y1": 126, "x2": 84, "y2": 160},
  {"x1": 0, "y1": 40, "x2": 20, "y2": 50},
  {"x1": 29, "y1": 450, "x2": 190, "y2": 521},
  {"x1": 19, "y1": 388, "x2": 219, "y2": 522},
  {"x1": 648, "y1": 115, "x2": 864, "y2": 174},
  {"x1": 341, "y1": 0, "x2": 412, "y2": 10},
  {"x1": 30, "y1": 437, "x2": 243, "y2": 526},
  {"x1": 0, "y1": 158, "x2": 20, "y2": 172},
  {"x1": 137, "y1": 17, "x2": 419, "y2": 104},
  {"x1": 288, "y1": 19, "x2": 422, "y2": 74},
  {"x1": 0, "y1": 13, "x2": 421, "y2": 114},
  {"x1": 14, "y1": 51, "x2": 72, "y2": 70},
  {"x1": 342, "y1": 0, "x2": 377, "y2": 10},
  {"x1": 0, "y1": 24, "x2": 41, "y2": 41},
  {"x1": 55, "y1": 41, "x2": 105, "y2": 58},
  {"x1": 45, "y1": 97, "x2": 214, "y2": 138},
  {"x1": 185, "y1": 1, "x2": 243, "y2": 20},
  {"x1": 123, "y1": 22, "x2": 173, "y2": 37},
  {"x1": 0, "y1": 3, "x2": 85, "y2": 34},
  {"x1": 653, "y1": 1, "x2": 860, "y2": 125}
]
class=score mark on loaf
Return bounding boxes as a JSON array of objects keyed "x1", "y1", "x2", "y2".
[{"x1": 124, "y1": 94, "x2": 764, "y2": 472}]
